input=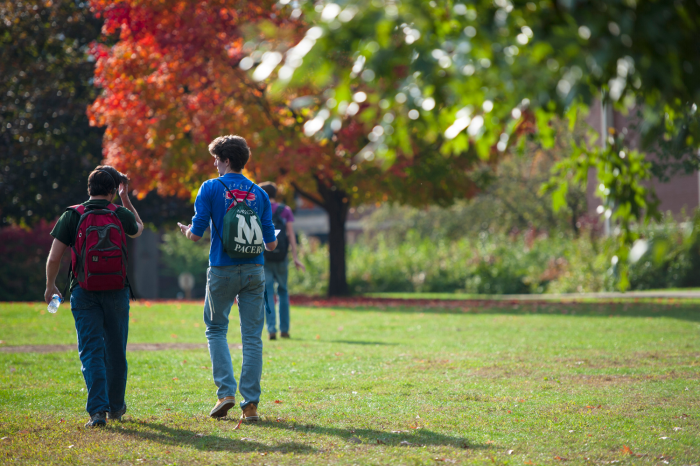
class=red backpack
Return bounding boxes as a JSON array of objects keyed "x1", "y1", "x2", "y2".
[{"x1": 67, "y1": 204, "x2": 129, "y2": 292}]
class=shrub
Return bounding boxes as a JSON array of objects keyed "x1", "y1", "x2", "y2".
[
  {"x1": 0, "y1": 219, "x2": 69, "y2": 301},
  {"x1": 288, "y1": 229, "x2": 617, "y2": 296}
]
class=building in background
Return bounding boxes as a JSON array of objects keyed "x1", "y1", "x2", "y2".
[{"x1": 586, "y1": 99, "x2": 699, "y2": 219}]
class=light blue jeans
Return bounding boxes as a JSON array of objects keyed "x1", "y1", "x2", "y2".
[
  {"x1": 203, "y1": 264, "x2": 265, "y2": 408},
  {"x1": 264, "y1": 258, "x2": 289, "y2": 334}
]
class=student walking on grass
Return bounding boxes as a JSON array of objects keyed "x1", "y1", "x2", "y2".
[
  {"x1": 177, "y1": 135, "x2": 276, "y2": 421},
  {"x1": 258, "y1": 182, "x2": 306, "y2": 340},
  {"x1": 44, "y1": 166, "x2": 144, "y2": 427}
]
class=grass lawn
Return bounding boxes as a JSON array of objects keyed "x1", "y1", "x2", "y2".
[{"x1": 1, "y1": 300, "x2": 699, "y2": 465}]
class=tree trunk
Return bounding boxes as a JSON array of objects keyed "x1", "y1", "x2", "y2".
[
  {"x1": 293, "y1": 178, "x2": 350, "y2": 297},
  {"x1": 325, "y1": 189, "x2": 349, "y2": 297}
]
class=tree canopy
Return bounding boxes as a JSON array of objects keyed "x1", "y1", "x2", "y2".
[
  {"x1": 0, "y1": 0, "x2": 104, "y2": 227},
  {"x1": 250, "y1": 0, "x2": 699, "y2": 288}
]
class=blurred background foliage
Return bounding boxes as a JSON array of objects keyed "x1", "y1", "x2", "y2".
[
  {"x1": 2, "y1": 0, "x2": 700, "y2": 300},
  {"x1": 0, "y1": 1, "x2": 196, "y2": 226},
  {"x1": 0, "y1": 0, "x2": 103, "y2": 227}
]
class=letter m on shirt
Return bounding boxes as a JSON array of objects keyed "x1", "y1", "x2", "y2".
[{"x1": 234, "y1": 214, "x2": 263, "y2": 245}]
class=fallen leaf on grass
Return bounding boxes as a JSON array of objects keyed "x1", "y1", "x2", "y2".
[
  {"x1": 172, "y1": 377, "x2": 178, "y2": 381},
  {"x1": 233, "y1": 419, "x2": 243, "y2": 430},
  {"x1": 241, "y1": 437, "x2": 253, "y2": 441},
  {"x1": 659, "y1": 436, "x2": 669, "y2": 440},
  {"x1": 507, "y1": 450, "x2": 514, "y2": 455},
  {"x1": 274, "y1": 400, "x2": 283, "y2": 403},
  {"x1": 554, "y1": 455, "x2": 568, "y2": 461},
  {"x1": 434, "y1": 458, "x2": 456, "y2": 463},
  {"x1": 195, "y1": 433, "x2": 204, "y2": 437},
  {"x1": 486, "y1": 440, "x2": 495, "y2": 444},
  {"x1": 399, "y1": 441, "x2": 412, "y2": 446},
  {"x1": 376, "y1": 439, "x2": 386, "y2": 445},
  {"x1": 621, "y1": 445, "x2": 640, "y2": 456},
  {"x1": 67, "y1": 445, "x2": 74, "y2": 449},
  {"x1": 17, "y1": 430, "x2": 28, "y2": 434},
  {"x1": 673, "y1": 427, "x2": 682, "y2": 431},
  {"x1": 315, "y1": 335, "x2": 320, "y2": 340},
  {"x1": 391, "y1": 430, "x2": 409, "y2": 433},
  {"x1": 165, "y1": 408, "x2": 172, "y2": 411},
  {"x1": 0, "y1": 437, "x2": 8, "y2": 441}
]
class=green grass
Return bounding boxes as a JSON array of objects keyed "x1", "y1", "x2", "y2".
[{"x1": 1, "y1": 300, "x2": 699, "y2": 465}]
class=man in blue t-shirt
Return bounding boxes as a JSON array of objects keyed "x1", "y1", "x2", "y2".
[{"x1": 177, "y1": 135, "x2": 276, "y2": 422}]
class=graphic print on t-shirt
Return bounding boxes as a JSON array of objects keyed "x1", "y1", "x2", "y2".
[{"x1": 223, "y1": 186, "x2": 256, "y2": 212}]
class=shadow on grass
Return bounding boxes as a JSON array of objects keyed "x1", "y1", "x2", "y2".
[
  {"x1": 326, "y1": 340, "x2": 398, "y2": 346},
  {"x1": 251, "y1": 419, "x2": 485, "y2": 449},
  {"x1": 293, "y1": 298, "x2": 700, "y2": 322},
  {"x1": 116, "y1": 420, "x2": 316, "y2": 454},
  {"x1": 115, "y1": 419, "x2": 484, "y2": 451}
]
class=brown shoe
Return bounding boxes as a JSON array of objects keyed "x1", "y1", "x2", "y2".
[
  {"x1": 241, "y1": 403, "x2": 259, "y2": 422},
  {"x1": 280, "y1": 332, "x2": 290, "y2": 339},
  {"x1": 269, "y1": 332, "x2": 277, "y2": 340},
  {"x1": 209, "y1": 396, "x2": 236, "y2": 418}
]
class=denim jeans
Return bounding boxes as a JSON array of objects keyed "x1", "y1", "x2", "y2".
[
  {"x1": 264, "y1": 258, "x2": 289, "y2": 334},
  {"x1": 204, "y1": 264, "x2": 265, "y2": 408},
  {"x1": 70, "y1": 285, "x2": 130, "y2": 416}
]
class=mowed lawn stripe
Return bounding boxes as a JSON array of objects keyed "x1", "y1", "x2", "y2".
[{"x1": 0, "y1": 301, "x2": 698, "y2": 465}]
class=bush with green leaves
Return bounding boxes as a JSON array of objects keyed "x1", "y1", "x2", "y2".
[
  {"x1": 289, "y1": 229, "x2": 617, "y2": 296},
  {"x1": 627, "y1": 212, "x2": 700, "y2": 291}
]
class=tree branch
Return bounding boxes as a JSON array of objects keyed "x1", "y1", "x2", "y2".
[{"x1": 291, "y1": 180, "x2": 326, "y2": 209}]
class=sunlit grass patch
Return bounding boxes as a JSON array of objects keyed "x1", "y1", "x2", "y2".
[{"x1": 1, "y1": 301, "x2": 699, "y2": 464}]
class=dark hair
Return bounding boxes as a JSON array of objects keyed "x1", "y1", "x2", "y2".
[
  {"x1": 88, "y1": 165, "x2": 129, "y2": 196},
  {"x1": 208, "y1": 135, "x2": 250, "y2": 172},
  {"x1": 259, "y1": 181, "x2": 277, "y2": 199}
]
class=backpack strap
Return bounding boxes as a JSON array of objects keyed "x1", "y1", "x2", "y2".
[
  {"x1": 272, "y1": 204, "x2": 286, "y2": 223},
  {"x1": 216, "y1": 178, "x2": 235, "y2": 199},
  {"x1": 60, "y1": 205, "x2": 85, "y2": 298},
  {"x1": 210, "y1": 179, "x2": 231, "y2": 249},
  {"x1": 242, "y1": 183, "x2": 255, "y2": 206}
]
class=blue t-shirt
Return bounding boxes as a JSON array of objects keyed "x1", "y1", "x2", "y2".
[{"x1": 191, "y1": 173, "x2": 276, "y2": 266}]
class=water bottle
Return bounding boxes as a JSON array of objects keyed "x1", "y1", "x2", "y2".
[{"x1": 47, "y1": 294, "x2": 62, "y2": 314}]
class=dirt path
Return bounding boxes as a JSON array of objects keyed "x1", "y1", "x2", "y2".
[{"x1": 0, "y1": 343, "x2": 242, "y2": 354}]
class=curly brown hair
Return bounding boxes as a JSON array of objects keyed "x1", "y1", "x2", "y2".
[{"x1": 208, "y1": 135, "x2": 250, "y2": 172}]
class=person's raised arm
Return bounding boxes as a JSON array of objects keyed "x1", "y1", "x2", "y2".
[
  {"x1": 44, "y1": 238, "x2": 68, "y2": 303},
  {"x1": 119, "y1": 182, "x2": 144, "y2": 238}
]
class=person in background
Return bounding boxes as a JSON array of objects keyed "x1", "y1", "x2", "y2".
[
  {"x1": 177, "y1": 135, "x2": 276, "y2": 421},
  {"x1": 44, "y1": 166, "x2": 143, "y2": 427},
  {"x1": 258, "y1": 182, "x2": 306, "y2": 341}
]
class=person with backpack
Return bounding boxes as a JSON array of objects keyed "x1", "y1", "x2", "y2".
[
  {"x1": 44, "y1": 166, "x2": 143, "y2": 427},
  {"x1": 258, "y1": 182, "x2": 306, "y2": 341},
  {"x1": 177, "y1": 135, "x2": 276, "y2": 422}
]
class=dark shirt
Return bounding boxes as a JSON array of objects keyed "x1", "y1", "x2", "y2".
[{"x1": 50, "y1": 199, "x2": 138, "y2": 290}]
